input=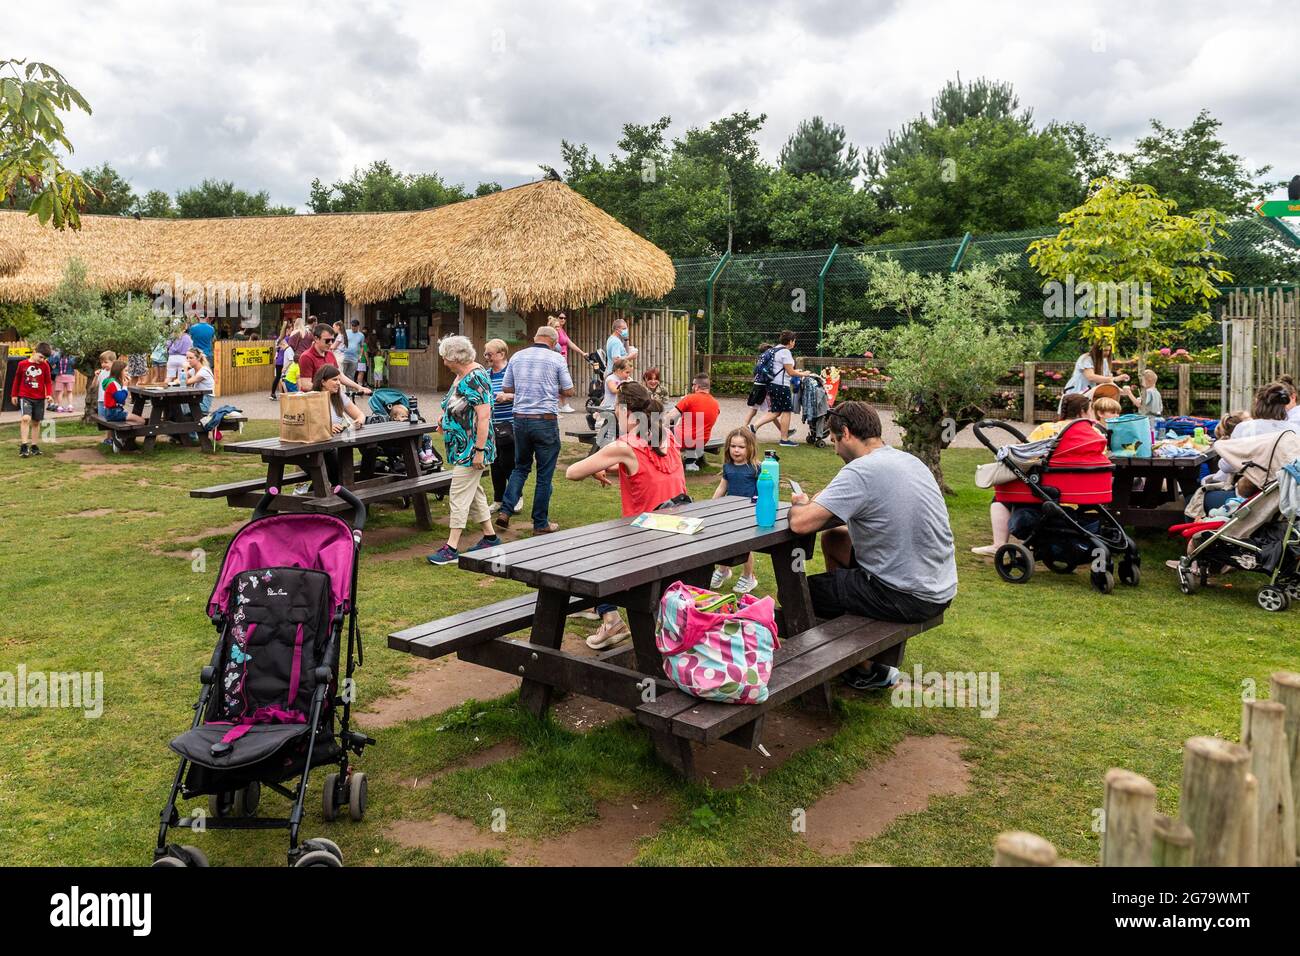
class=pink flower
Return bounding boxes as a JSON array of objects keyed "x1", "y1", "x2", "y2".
[
  {"x1": 863, "y1": 351, "x2": 874, "y2": 359},
  {"x1": 1160, "y1": 347, "x2": 1171, "y2": 356},
  {"x1": 1174, "y1": 348, "x2": 1188, "y2": 356}
]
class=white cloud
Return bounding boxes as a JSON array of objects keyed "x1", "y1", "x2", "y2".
[{"x1": 8, "y1": 0, "x2": 1299, "y2": 210}]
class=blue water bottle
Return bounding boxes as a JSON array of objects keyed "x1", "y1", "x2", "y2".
[
  {"x1": 756, "y1": 468, "x2": 777, "y2": 528},
  {"x1": 761, "y1": 450, "x2": 780, "y2": 488}
]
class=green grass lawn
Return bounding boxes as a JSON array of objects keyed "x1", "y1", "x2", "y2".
[{"x1": 0, "y1": 418, "x2": 1294, "y2": 866}]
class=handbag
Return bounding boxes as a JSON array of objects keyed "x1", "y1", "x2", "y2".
[
  {"x1": 975, "y1": 461, "x2": 1018, "y2": 488},
  {"x1": 279, "y1": 390, "x2": 333, "y2": 443},
  {"x1": 655, "y1": 581, "x2": 779, "y2": 704}
]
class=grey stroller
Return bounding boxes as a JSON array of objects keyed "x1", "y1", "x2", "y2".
[{"x1": 800, "y1": 373, "x2": 831, "y2": 447}]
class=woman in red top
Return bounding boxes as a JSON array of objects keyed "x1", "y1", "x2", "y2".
[{"x1": 565, "y1": 380, "x2": 687, "y2": 649}]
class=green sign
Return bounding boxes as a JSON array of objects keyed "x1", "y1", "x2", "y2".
[{"x1": 1254, "y1": 200, "x2": 1300, "y2": 218}]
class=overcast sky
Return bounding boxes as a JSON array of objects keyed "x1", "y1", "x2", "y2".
[{"x1": 10, "y1": 0, "x2": 1299, "y2": 210}]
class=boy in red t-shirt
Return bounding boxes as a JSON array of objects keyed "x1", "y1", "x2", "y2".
[
  {"x1": 670, "y1": 373, "x2": 720, "y2": 472},
  {"x1": 11, "y1": 342, "x2": 53, "y2": 458}
]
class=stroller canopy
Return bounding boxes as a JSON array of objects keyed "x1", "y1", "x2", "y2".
[
  {"x1": 208, "y1": 513, "x2": 357, "y2": 619},
  {"x1": 995, "y1": 419, "x2": 1113, "y2": 505},
  {"x1": 369, "y1": 388, "x2": 413, "y2": 419}
]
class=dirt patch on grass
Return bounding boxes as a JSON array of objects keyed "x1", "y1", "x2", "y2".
[
  {"x1": 369, "y1": 540, "x2": 435, "y2": 564},
  {"x1": 801, "y1": 735, "x2": 972, "y2": 856},
  {"x1": 70, "y1": 508, "x2": 116, "y2": 518},
  {"x1": 55, "y1": 447, "x2": 109, "y2": 465},
  {"x1": 173, "y1": 521, "x2": 246, "y2": 545},
  {"x1": 387, "y1": 798, "x2": 671, "y2": 865},
  {"x1": 552, "y1": 695, "x2": 626, "y2": 733},
  {"x1": 689, "y1": 707, "x2": 838, "y2": 788},
  {"x1": 401, "y1": 741, "x2": 525, "y2": 789},
  {"x1": 357, "y1": 658, "x2": 520, "y2": 729}
]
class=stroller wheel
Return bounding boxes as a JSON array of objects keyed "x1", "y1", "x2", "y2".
[
  {"x1": 177, "y1": 844, "x2": 210, "y2": 867},
  {"x1": 322, "y1": 772, "x2": 341, "y2": 822},
  {"x1": 294, "y1": 849, "x2": 342, "y2": 868},
  {"x1": 1090, "y1": 569, "x2": 1115, "y2": 594},
  {"x1": 348, "y1": 771, "x2": 368, "y2": 821},
  {"x1": 1257, "y1": 586, "x2": 1290, "y2": 613},
  {"x1": 151, "y1": 855, "x2": 188, "y2": 868},
  {"x1": 1176, "y1": 559, "x2": 1199, "y2": 595},
  {"x1": 815, "y1": 439, "x2": 827, "y2": 448},
  {"x1": 208, "y1": 791, "x2": 232, "y2": 818},
  {"x1": 994, "y1": 543, "x2": 1034, "y2": 584},
  {"x1": 303, "y1": 837, "x2": 343, "y2": 864},
  {"x1": 234, "y1": 782, "x2": 260, "y2": 817},
  {"x1": 1118, "y1": 561, "x2": 1141, "y2": 587},
  {"x1": 1286, "y1": 583, "x2": 1300, "y2": 602}
]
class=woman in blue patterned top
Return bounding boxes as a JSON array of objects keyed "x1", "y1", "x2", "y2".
[
  {"x1": 484, "y1": 338, "x2": 517, "y2": 514},
  {"x1": 428, "y1": 335, "x2": 501, "y2": 566}
]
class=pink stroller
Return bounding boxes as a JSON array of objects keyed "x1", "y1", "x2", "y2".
[{"x1": 153, "y1": 487, "x2": 373, "y2": 867}]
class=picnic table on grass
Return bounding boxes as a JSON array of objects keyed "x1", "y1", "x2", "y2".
[
  {"x1": 1110, "y1": 452, "x2": 1218, "y2": 529},
  {"x1": 94, "y1": 386, "x2": 228, "y2": 452},
  {"x1": 389, "y1": 495, "x2": 943, "y2": 778},
  {"x1": 190, "y1": 419, "x2": 450, "y2": 528}
]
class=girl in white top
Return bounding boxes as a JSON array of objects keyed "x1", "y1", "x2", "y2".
[
  {"x1": 314, "y1": 364, "x2": 365, "y2": 433},
  {"x1": 1063, "y1": 342, "x2": 1129, "y2": 396},
  {"x1": 1209, "y1": 383, "x2": 1300, "y2": 484}
]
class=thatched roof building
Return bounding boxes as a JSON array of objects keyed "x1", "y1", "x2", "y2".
[{"x1": 0, "y1": 179, "x2": 675, "y2": 309}]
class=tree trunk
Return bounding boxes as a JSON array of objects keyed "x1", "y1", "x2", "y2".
[
  {"x1": 896, "y1": 407, "x2": 951, "y2": 494},
  {"x1": 81, "y1": 368, "x2": 98, "y2": 425}
]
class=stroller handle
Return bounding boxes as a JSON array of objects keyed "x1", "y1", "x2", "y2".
[
  {"x1": 252, "y1": 485, "x2": 367, "y2": 532},
  {"x1": 972, "y1": 419, "x2": 1028, "y2": 454}
]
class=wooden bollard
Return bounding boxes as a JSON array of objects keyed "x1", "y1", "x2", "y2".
[
  {"x1": 1241, "y1": 699, "x2": 1297, "y2": 866},
  {"x1": 1180, "y1": 736, "x2": 1250, "y2": 866},
  {"x1": 1239, "y1": 773, "x2": 1258, "y2": 866},
  {"x1": 994, "y1": 831, "x2": 1058, "y2": 866},
  {"x1": 1102, "y1": 769, "x2": 1157, "y2": 866},
  {"x1": 1152, "y1": 814, "x2": 1194, "y2": 867},
  {"x1": 1270, "y1": 672, "x2": 1300, "y2": 857}
]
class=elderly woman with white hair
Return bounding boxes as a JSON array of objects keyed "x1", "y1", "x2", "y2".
[{"x1": 427, "y1": 335, "x2": 502, "y2": 566}]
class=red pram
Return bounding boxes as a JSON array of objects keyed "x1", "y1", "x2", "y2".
[{"x1": 993, "y1": 419, "x2": 1115, "y2": 505}]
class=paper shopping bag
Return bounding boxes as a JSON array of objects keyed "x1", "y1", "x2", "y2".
[{"x1": 279, "y1": 390, "x2": 333, "y2": 443}]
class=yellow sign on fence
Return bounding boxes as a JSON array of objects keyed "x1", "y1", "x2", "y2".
[
  {"x1": 7, "y1": 346, "x2": 32, "y2": 358},
  {"x1": 388, "y1": 350, "x2": 410, "y2": 367},
  {"x1": 231, "y1": 346, "x2": 272, "y2": 368}
]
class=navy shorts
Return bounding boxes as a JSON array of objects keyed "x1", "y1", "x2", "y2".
[
  {"x1": 766, "y1": 383, "x2": 794, "y2": 414},
  {"x1": 746, "y1": 383, "x2": 768, "y2": 407}
]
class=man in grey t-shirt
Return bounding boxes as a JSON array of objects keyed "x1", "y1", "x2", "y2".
[{"x1": 790, "y1": 401, "x2": 957, "y2": 689}]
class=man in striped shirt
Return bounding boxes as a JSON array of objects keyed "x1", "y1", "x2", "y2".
[{"x1": 497, "y1": 325, "x2": 575, "y2": 534}]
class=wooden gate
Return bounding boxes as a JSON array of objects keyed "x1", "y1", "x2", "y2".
[{"x1": 1224, "y1": 289, "x2": 1300, "y2": 411}]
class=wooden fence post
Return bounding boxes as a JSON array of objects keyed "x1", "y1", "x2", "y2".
[
  {"x1": 1270, "y1": 671, "x2": 1300, "y2": 861},
  {"x1": 993, "y1": 831, "x2": 1057, "y2": 866},
  {"x1": 1180, "y1": 736, "x2": 1251, "y2": 865},
  {"x1": 1151, "y1": 814, "x2": 1195, "y2": 866},
  {"x1": 1101, "y1": 769, "x2": 1156, "y2": 866},
  {"x1": 1022, "y1": 361, "x2": 1036, "y2": 424},
  {"x1": 1176, "y1": 363, "x2": 1190, "y2": 416},
  {"x1": 1241, "y1": 698, "x2": 1297, "y2": 866}
]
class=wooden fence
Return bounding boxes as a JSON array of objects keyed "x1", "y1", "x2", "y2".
[
  {"x1": 213, "y1": 339, "x2": 276, "y2": 398},
  {"x1": 1224, "y1": 288, "x2": 1300, "y2": 411},
  {"x1": 701, "y1": 353, "x2": 1224, "y2": 421},
  {"x1": 993, "y1": 671, "x2": 1300, "y2": 867},
  {"x1": 564, "y1": 306, "x2": 694, "y2": 396}
]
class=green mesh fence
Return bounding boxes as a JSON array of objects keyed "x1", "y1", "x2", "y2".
[{"x1": 639, "y1": 217, "x2": 1300, "y2": 358}]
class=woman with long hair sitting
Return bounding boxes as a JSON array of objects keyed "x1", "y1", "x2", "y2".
[{"x1": 565, "y1": 380, "x2": 687, "y2": 649}]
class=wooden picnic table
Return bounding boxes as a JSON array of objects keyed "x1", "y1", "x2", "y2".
[
  {"x1": 402, "y1": 495, "x2": 941, "y2": 777},
  {"x1": 1110, "y1": 451, "x2": 1218, "y2": 528},
  {"x1": 195, "y1": 419, "x2": 450, "y2": 528},
  {"x1": 95, "y1": 385, "x2": 213, "y2": 452}
]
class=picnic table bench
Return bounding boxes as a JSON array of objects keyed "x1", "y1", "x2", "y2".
[
  {"x1": 192, "y1": 420, "x2": 450, "y2": 528},
  {"x1": 390, "y1": 495, "x2": 943, "y2": 778},
  {"x1": 565, "y1": 426, "x2": 724, "y2": 457},
  {"x1": 1110, "y1": 452, "x2": 1218, "y2": 529},
  {"x1": 94, "y1": 386, "x2": 235, "y2": 452}
]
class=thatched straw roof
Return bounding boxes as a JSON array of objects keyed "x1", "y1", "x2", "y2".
[{"x1": 0, "y1": 180, "x2": 675, "y2": 308}]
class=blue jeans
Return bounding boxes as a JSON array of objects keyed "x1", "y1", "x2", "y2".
[{"x1": 502, "y1": 417, "x2": 560, "y2": 529}]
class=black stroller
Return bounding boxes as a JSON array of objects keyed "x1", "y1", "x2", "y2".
[
  {"x1": 361, "y1": 388, "x2": 443, "y2": 479},
  {"x1": 154, "y1": 487, "x2": 373, "y2": 867},
  {"x1": 974, "y1": 419, "x2": 1140, "y2": 593},
  {"x1": 583, "y1": 348, "x2": 608, "y2": 431}
]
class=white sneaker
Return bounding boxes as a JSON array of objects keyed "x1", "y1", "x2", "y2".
[
  {"x1": 684, "y1": 462, "x2": 700, "y2": 473},
  {"x1": 513, "y1": 500, "x2": 525, "y2": 514},
  {"x1": 489, "y1": 502, "x2": 502, "y2": 514},
  {"x1": 970, "y1": 544, "x2": 999, "y2": 556},
  {"x1": 733, "y1": 574, "x2": 758, "y2": 594},
  {"x1": 586, "y1": 616, "x2": 630, "y2": 650},
  {"x1": 294, "y1": 483, "x2": 312, "y2": 495},
  {"x1": 710, "y1": 567, "x2": 733, "y2": 589},
  {"x1": 559, "y1": 404, "x2": 576, "y2": 413}
]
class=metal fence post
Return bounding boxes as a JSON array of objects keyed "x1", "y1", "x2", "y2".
[
  {"x1": 817, "y1": 244, "x2": 839, "y2": 354},
  {"x1": 949, "y1": 232, "x2": 973, "y2": 272},
  {"x1": 704, "y1": 251, "x2": 731, "y2": 371}
]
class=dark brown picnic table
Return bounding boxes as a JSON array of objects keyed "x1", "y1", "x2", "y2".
[
  {"x1": 193, "y1": 419, "x2": 450, "y2": 528},
  {"x1": 1109, "y1": 451, "x2": 1218, "y2": 529},
  {"x1": 94, "y1": 385, "x2": 213, "y2": 452},
  {"x1": 407, "y1": 495, "x2": 940, "y2": 777}
]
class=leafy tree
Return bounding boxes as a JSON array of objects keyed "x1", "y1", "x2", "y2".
[
  {"x1": 1119, "y1": 109, "x2": 1273, "y2": 216},
  {"x1": 0, "y1": 301, "x2": 45, "y2": 338},
  {"x1": 674, "y1": 111, "x2": 770, "y2": 253},
  {"x1": 779, "y1": 116, "x2": 861, "y2": 182},
  {"x1": 307, "y1": 160, "x2": 470, "y2": 213},
  {"x1": 80, "y1": 161, "x2": 136, "y2": 216},
  {"x1": 0, "y1": 58, "x2": 94, "y2": 228},
  {"x1": 175, "y1": 178, "x2": 295, "y2": 218},
  {"x1": 845, "y1": 255, "x2": 1040, "y2": 492},
  {"x1": 474, "y1": 181, "x2": 502, "y2": 196},
  {"x1": 134, "y1": 188, "x2": 176, "y2": 218},
  {"x1": 43, "y1": 259, "x2": 167, "y2": 421},
  {"x1": 1028, "y1": 178, "x2": 1233, "y2": 352},
  {"x1": 1050, "y1": 120, "x2": 1117, "y2": 193},
  {"x1": 762, "y1": 171, "x2": 878, "y2": 248},
  {"x1": 872, "y1": 115, "x2": 1083, "y2": 241}
]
